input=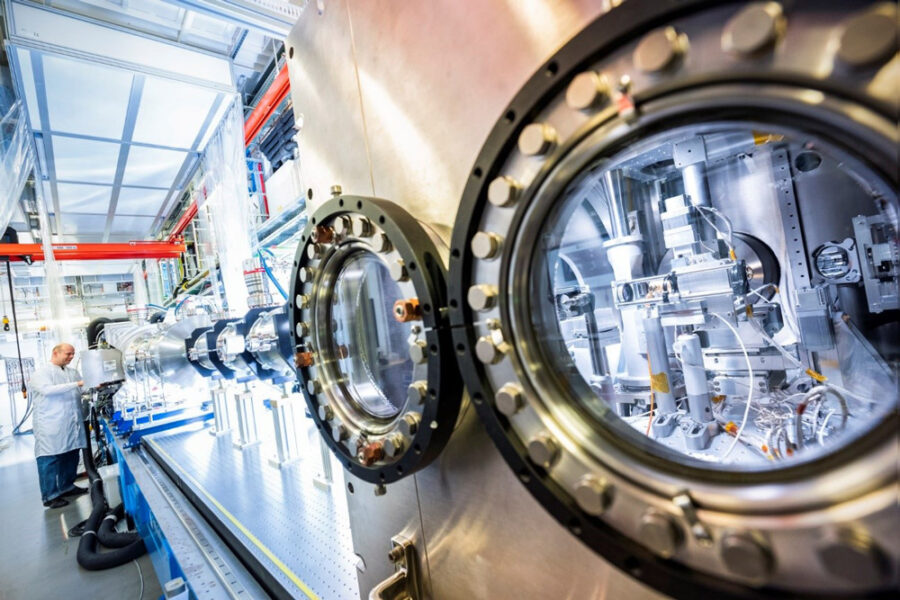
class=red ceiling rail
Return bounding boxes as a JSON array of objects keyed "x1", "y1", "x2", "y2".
[
  {"x1": 166, "y1": 63, "x2": 291, "y2": 242},
  {"x1": 0, "y1": 240, "x2": 186, "y2": 262},
  {"x1": 243, "y1": 63, "x2": 291, "y2": 146}
]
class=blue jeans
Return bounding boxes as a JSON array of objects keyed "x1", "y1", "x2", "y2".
[{"x1": 36, "y1": 449, "x2": 81, "y2": 503}]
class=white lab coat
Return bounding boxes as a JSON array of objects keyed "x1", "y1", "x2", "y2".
[{"x1": 28, "y1": 362, "x2": 86, "y2": 457}]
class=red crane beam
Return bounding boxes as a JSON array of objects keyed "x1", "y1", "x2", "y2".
[{"x1": 0, "y1": 240, "x2": 186, "y2": 262}]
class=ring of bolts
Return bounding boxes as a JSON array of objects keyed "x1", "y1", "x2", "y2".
[
  {"x1": 293, "y1": 195, "x2": 437, "y2": 477},
  {"x1": 455, "y1": 1, "x2": 897, "y2": 590}
]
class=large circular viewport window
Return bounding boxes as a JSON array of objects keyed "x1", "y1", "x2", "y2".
[{"x1": 526, "y1": 121, "x2": 897, "y2": 471}]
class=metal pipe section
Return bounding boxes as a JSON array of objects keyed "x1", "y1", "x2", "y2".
[
  {"x1": 604, "y1": 168, "x2": 631, "y2": 239},
  {"x1": 675, "y1": 333, "x2": 713, "y2": 423},
  {"x1": 642, "y1": 312, "x2": 677, "y2": 414}
]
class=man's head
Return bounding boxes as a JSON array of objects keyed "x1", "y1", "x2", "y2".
[{"x1": 51, "y1": 343, "x2": 76, "y2": 367}]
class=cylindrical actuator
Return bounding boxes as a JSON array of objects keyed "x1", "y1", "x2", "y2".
[
  {"x1": 675, "y1": 333, "x2": 713, "y2": 423},
  {"x1": 642, "y1": 313, "x2": 677, "y2": 414}
]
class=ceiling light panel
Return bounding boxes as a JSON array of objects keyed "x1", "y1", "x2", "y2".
[
  {"x1": 43, "y1": 55, "x2": 133, "y2": 139},
  {"x1": 132, "y1": 76, "x2": 220, "y2": 149},
  {"x1": 52, "y1": 136, "x2": 122, "y2": 184},
  {"x1": 115, "y1": 187, "x2": 170, "y2": 216},
  {"x1": 56, "y1": 182, "x2": 112, "y2": 213},
  {"x1": 122, "y1": 146, "x2": 189, "y2": 188}
]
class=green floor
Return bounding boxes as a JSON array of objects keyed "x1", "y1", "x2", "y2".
[{"x1": 0, "y1": 435, "x2": 162, "y2": 600}]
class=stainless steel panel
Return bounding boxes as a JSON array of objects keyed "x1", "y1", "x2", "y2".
[{"x1": 80, "y1": 348, "x2": 125, "y2": 387}]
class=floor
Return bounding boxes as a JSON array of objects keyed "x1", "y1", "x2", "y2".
[{"x1": 0, "y1": 434, "x2": 163, "y2": 600}]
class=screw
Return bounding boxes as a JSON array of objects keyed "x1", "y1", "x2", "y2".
[{"x1": 487, "y1": 176, "x2": 520, "y2": 207}]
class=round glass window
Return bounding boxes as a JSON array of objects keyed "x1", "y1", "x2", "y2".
[
  {"x1": 527, "y1": 122, "x2": 897, "y2": 471},
  {"x1": 329, "y1": 252, "x2": 414, "y2": 419}
]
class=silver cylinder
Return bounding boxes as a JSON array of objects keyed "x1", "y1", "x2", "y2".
[
  {"x1": 676, "y1": 333, "x2": 713, "y2": 423},
  {"x1": 643, "y1": 313, "x2": 677, "y2": 414},
  {"x1": 604, "y1": 169, "x2": 630, "y2": 239}
]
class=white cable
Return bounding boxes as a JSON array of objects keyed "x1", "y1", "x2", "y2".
[
  {"x1": 747, "y1": 318, "x2": 804, "y2": 369},
  {"x1": 712, "y1": 313, "x2": 754, "y2": 460},
  {"x1": 817, "y1": 409, "x2": 836, "y2": 445},
  {"x1": 134, "y1": 559, "x2": 144, "y2": 600}
]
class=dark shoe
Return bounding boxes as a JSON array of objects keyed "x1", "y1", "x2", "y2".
[
  {"x1": 43, "y1": 498, "x2": 69, "y2": 509},
  {"x1": 62, "y1": 485, "x2": 89, "y2": 497}
]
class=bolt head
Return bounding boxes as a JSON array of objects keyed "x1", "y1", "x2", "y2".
[
  {"x1": 399, "y1": 413, "x2": 420, "y2": 437},
  {"x1": 475, "y1": 336, "x2": 502, "y2": 364},
  {"x1": 298, "y1": 266, "x2": 316, "y2": 283},
  {"x1": 375, "y1": 233, "x2": 392, "y2": 253},
  {"x1": 467, "y1": 284, "x2": 497, "y2": 312},
  {"x1": 352, "y1": 216, "x2": 373, "y2": 238},
  {"x1": 495, "y1": 383, "x2": 524, "y2": 416},
  {"x1": 722, "y1": 2, "x2": 784, "y2": 56},
  {"x1": 383, "y1": 434, "x2": 406, "y2": 457},
  {"x1": 318, "y1": 404, "x2": 334, "y2": 421},
  {"x1": 837, "y1": 9, "x2": 897, "y2": 67},
  {"x1": 360, "y1": 441, "x2": 385, "y2": 466},
  {"x1": 407, "y1": 381, "x2": 428, "y2": 406},
  {"x1": 471, "y1": 231, "x2": 501, "y2": 259},
  {"x1": 527, "y1": 432, "x2": 560, "y2": 469},
  {"x1": 565, "y1": 71, "x2": 609, "y2": 110},
  {"x1": 295, "y1": 321, "x2": 309, "y2": 337},
  {"x1": 518, "y1": 123, "x2": 557, "y2": 156},
  {"x1": 333, "y1": 216, "x2": 352, "y2": 236},
  {"x1": 817, "y1": 529, "x2": 888, "y2": 584},
  {"x1": 573, "y1": 475, "x2": 613, "y2": 516},
  {"x1": 720, "y1": 533, "x2": 773, "y2": 581},
  {"x1": 306, "y1": 243, "x2": 321, "y2": 260},
  {"x1": 332, "y1": 423, "x2": 348, "y2": 442},
  {"x1": 409, "y1": 341, "x2": 428, "y2": 364},
  {"x1": 487, "y1": 176, "x2": 520, "y2": 207},
  {"x1": 638, "y1": 511, "x2": 681, "y2": 558},
  {"x1": 330, "y1": 184, "x2": 343, "y2": 196},
  {"x1": 389, "y1": 260, "x2": 409, "y2": 282},
  {"x1": 307, "y1": 379, "x2": 321, "y2": 394},
  {"x1": 634, "y1": 26, "x2": 685, "y2": 73}
]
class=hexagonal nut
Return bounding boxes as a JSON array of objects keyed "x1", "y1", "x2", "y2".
[
  {"x1": 471, "y1": 231, "x2": 502, "y2": 259},
  {"x1": 332, "y1": 423, "x2": 348, "y2": 442},
  {"x1": 306, "y1": 243, "x2": 322, "y2": 260},
  {"x1": 330, "y1": 184, "x2": 343, "y2": 197},
  {"x1": 409, "y1": 340, "x2": 428, "y2": 364},
  {"x1": 298, "y1": 266, "x2": 316, "y2": 283},
  {"x1": 317, "y1": 404, "x2": 334, "y2": 421},
  {"x1": 467, "y1": 284, "x2": 497, "y2": 312},
  {"x1": 407, "y1": 381, "x2": 428, "y2": 406},
  {"x1": 565, "y1": 71, "x2": 610, "y2": 110},
  {"x1": 295, "y1": 321, "x2": 310, "y2": 337},
  {"x1": 399, "y1": 412, "x2": 421, "y2": 437},
  {"x1": 352, "y1": 216, "x2": 373, "y2": 238},
  {"x1": 518, "y1": 122, "x2": 557, "y2": 156},
  {"x1": 389, "y1": 260, "x2": 409, "y2": 282},
  {"x1": 333, "y1": 216, "x2": 352, "y2": 236},
  {"x1": 383, "y1": 434, "x2": 406, "y2": 457},
  {"x1": 722, "y1": 2, "x2": 785, "y2": 56},
  {"x1": 720, "y1": 532, "x2": 773, "y2": 582},
  {"x1": 360, "y1": 441, "x2": 385, "y2": 466},
  {"x1": 295, "y1": 351, "x2": 314, "y2": 368},
  {"x1": 495, "y1": 383, "x2": 524, "y2": 416},
  {"x1": 307, "y1": 379, "x2": 321, "y2": 395},
  {"x1": 634, "y1": 26, "x2": 686, "y2": 73},
  {"x1": 393, "y1": 298, "x2": 421, "y2": 322},
  {"x1": 311, "y1": 225, "x2": 334, "y2": 244},
  {"x1": 837, "y1": 9, "x2": 897, "y2": 68},
  {"x1": 573, "y1": 474, "x2": 613, "y2": 516},
  {"x1": 638, "y1": 510, "x2": 682, "y2": 558},
  {"x1": 487, "y1": 175, "x2": 521, "y2": 207},
  {"x1": 527, "y1": 432, "x2": 560, "y2": 469},
  {"x1": 295, "y1": 294, "x2": 311, "y2": 309},
  {"x1": 475, "y1": 336, "x2": 504, "y2": 364}
]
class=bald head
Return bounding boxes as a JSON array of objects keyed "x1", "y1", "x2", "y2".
[{"x1": 51, "y1": 344, "x2": 76, "y2": 367}]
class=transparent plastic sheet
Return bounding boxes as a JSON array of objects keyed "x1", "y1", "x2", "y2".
[
  {"x1": 0, "y1": 101, "x2": 33, "y2": 236},
  {"x1": 199, "y1": 98, "x2": 255, "y2": 316},
  {"x1": 34, "y1": 182, "x2": 70, "y2": 345}
]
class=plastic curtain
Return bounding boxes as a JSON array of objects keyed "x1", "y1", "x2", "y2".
[
  {"x1": 199, "y1": 98, "x2": 255, "y2": 317},
  {"x1": 34, "y1": 181, "x2": 70, "y2": 345},
  {"x1": 0, "y1": 101, "x2": 32, "y2": 237}
]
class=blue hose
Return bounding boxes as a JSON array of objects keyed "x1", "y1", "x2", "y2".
[
  {"x1": 146, "y1": 303, "x2": 167, "y2": 311},
  {"x1": 258, "y1": 250, "x2": 288, "y2": 300}
]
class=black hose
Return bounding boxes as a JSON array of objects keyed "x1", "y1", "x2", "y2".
[
  {"x1": 77, "y1": 483, "x2": 146, "y2": 571},
  {"x1": 97, "y1": 504, "x2": 141, "y2": 548}
]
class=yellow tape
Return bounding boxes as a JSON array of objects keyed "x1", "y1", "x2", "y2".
[
  {"x1": 805, "y1": 368, "x2": 828, "y2": 383},
  {"x1": 649, "y1": 372, "x2": 670, "y2": 394},
  {"x1": 149, "y1": 442, "x2": 320, "y2": 600}
]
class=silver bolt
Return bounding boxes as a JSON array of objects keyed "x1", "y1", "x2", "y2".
[
  {"x1": 307, "y1": 379, "x2": 321, "y2": 394},
  {"x1": 383, "y1": 434, "x2": 406, "y2": 457},
  {"x1": 475, "y1": 336, "x2": 504, "y2": 364},
  {"x1": 409, "y1": 340, "x2": 428, "y2": 364},
  {"x1": 573, "y1": 475, "x2": 613, "y2": 516},
  {"x1": 387, "y1": 546, "x2": 404, "y2": 564},
  {"x1": 306, "y1": 243, "x2": 322, "y2": 260},
  {"x1": 518, "y1": 122, "x2": 557, "y2": 156},
  {"x1": 837, "y1": 8, "x2": 897, "y2": 68},
  {"x1": 527, "y1": 432, "x2": 560, "y2": 469},
  {"x1": 487, "y1": 176, "x2": 521, "y2": 207},
  {"x1": 332, "y1": 423, "x2": 348, "y2": 442},
  {"x1": 565, "y1": 71, "x2": 610, "y2": 110},
  {"x1": 333, "y1": 216, "x2": 352, "y2": 236},
  {"x1": 318, "y1": 404, "x2": 334, "y2": 421},
  {"x1": 352, "y1": 216, "x2": 373, "y2": 238},
  {"x1": 634, "y1": 26, "x2": 686, "y2": 73},
  {"x1": 399, "y1": 412, "x2": 421, "y2": 437},
  {"x1": 816, "y1": 529, "x2": 887, "y2": 584},
  {"x1": 295, "y1": 294, "x2": 311, "y2": 309},
  {"x1": 330, "y1": 184, "x2": 342, "y2": 197},
  {"x1": 471, "y1": 231, "x2": 502, "y2": 259},
  {"x1": 407, "y1": 381, "x2": 428, "y2": 405},
  {"x1": 495, "y1": 383, "x2": 524, "y2": 416},
  {"x1": 298, "y1": 266, "x2": 317, "y2": 283},
  {"x1": 720, "y1": 532, "x2": 773, "y2": 581},
  {"x1": 374, "y1": 233, "x2": 392, "y2": 253},
  {"x1": 389, "y1": 260, "x2": 409, "y2": 282},
  {"x1": 374, "y1": 484, "x2": 387, "y2": 496},
  {"x1": 721, "y1": 2, "x2": 784, "y2": 56},
  {"x1": 467, "y1": 284, "x2": 498, "y2": 312},
  {"x1": 638, "y1": 510, "x2": 682, "y2": 558},
  {"x1": 295, "y1": 322, "x2": 309, "y2": 337}
]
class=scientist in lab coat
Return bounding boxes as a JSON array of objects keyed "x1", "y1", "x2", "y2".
[{"x1": 28, "y1": 343, "x2": 87, "y2": 509}]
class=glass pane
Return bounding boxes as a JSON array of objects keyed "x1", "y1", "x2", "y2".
[
  {"x1": 529, "y1": 122, "x2": 897, "y2": 471},
  {"x1": 330, "y1": 252, "x2": 414, "y2": 419},
  {"x1": 132, "y1": 76, "x2": 219, "y2": 150}
]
